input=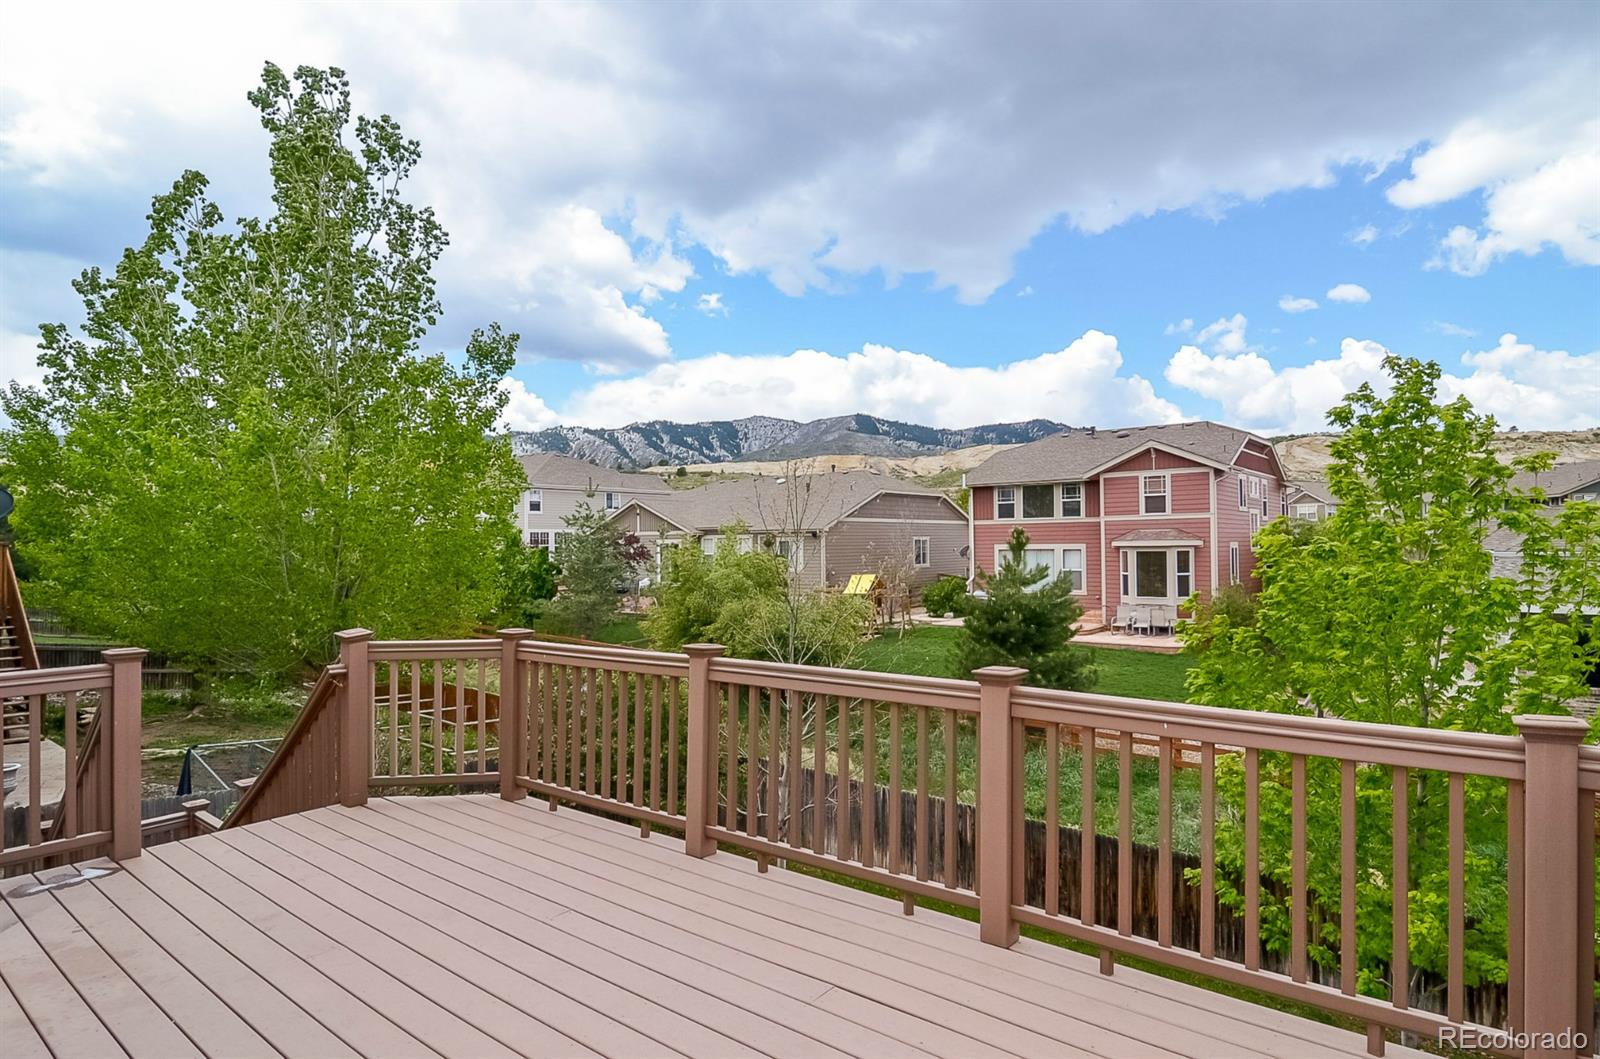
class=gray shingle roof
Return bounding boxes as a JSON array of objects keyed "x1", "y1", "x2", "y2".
[
  {"x1": 1112, "y1": 528, "x2": 1205, "y2": 544},
  {"x1": 1509, "y1": 460, "x2": 1600, "y2": 500},
  {"x1": 518, "y1": 453, "x2": 671, "y2": 493},
  {"x1": 617, "y1": 471, "x2": 949, "y2": 533},
  {"x1": 1285, "y1": 480, "x2": 1339, "y2": 505},
  {"x1": 965, "y1": 421, "x2": 1269, "y2": 486}
]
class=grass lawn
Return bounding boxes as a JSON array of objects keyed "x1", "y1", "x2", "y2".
[
  {"x1": 855, "y1": 625, "x2": 1193, "y2": 701},
  {"x1": 530, "y1": 612, "x2": 648, "y2": 646}
]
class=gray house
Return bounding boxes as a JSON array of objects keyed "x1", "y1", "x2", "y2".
[
  {"x1": 1511, "y1": 460, "x2": 1600, "y2": 505},
  {"x1": 1285, "y1": 480, "x2": 1340, "y2": 522},
  {"x1": 516, "y1": 453, "x2": 672, "y2": 555},
  {"x1": 608, "y1": 471, "x2": 969, "y2": 591}
]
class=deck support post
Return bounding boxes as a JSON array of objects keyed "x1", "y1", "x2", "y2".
[
  {"x1": 1514, "y1": 714, "x2": 1586, "y2": 1059},
  {"x1": 683, "y1": 643, "x2": 724, "y2": 859},
  {"x1": 104, "y1": 647, "x2": 147, "y2": 862},
  {"x1": 497, "y1": 629, "x2": 533, "y2": 801},
  {"x1": 975, "y1": 665, "x2": 1027, "y2": 947},
  {"x1": 336, "y1": 629, "x2": 374, "y2": 808}
]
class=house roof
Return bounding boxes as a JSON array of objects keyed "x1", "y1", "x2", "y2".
[
  {"x1": 965, "y1": 421, "x2": 1270, "y2": 486},
  {"x1": 613, "y1": 471, "x2": 954, "y2": 534},
  {"x1": 1111, "y1": 528, "x2": 1205, "y2": 546},
  {"x1": 518, "y1": 452, "x2": 671, "y2": 493},
  {"x1": 1285, "y1": 479, "x2": 1339, "y2": 505},
  {"x1": 1509, "y1": 459, "x2": 1600, "y2": 499}
]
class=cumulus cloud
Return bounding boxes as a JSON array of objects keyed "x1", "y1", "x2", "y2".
[
  {"x1": 1163, "y1": 319, "x2": 1194, "y2": 337},
  {"x1": 498, "y1": 377, "x2": 562, "y2": 431},
  {"x1": 1279, "y1": 295, "x2": 1318, "y2": 313},
  {"x1": 1441, "y1": 334, "x2": 1600, "y2": 429},
  {"x1": 695, "y1": 292, "x2": 728, "y2": 317},
  {"x1": 1326, "y1": 283, "x2": 1370, "y2": 303},
  {"x1": 1193, "y1": 314, "x2": 1252, "y2": 354},
  {"x1": 547, "y1": 331, "x2": 1182, "y2": 429}
]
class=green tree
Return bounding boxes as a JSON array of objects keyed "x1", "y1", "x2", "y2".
[
  {"x1": 496, "y1": 532, "x2": 559, "y2": 627},
  {"x1": 543, "y1": 504, "x2": 642, "y2": 639},
  {"x1": 955, "y1": 527, "x2": 1094, "y2": 689},
  {"x1": 1179, "y1": 355, "x2": 1599, "y2": 998},
  {"x1": 0, "y1": 64, "x2": 521, "y2": 672}
]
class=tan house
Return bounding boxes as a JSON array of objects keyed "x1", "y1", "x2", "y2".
[
  {"x1": 516, "y1": 452, "x2": 671, "y2": 555},
  {"x1": 1285, "y1": 479, "x2": 1340, "y2": 521},
  {"x1": 608, "y1": 471, "x2": 969, "y2": 591}
]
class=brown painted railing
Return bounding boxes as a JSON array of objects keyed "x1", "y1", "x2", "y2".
[
  {"x1": 246, "y1": 628, "x2": 1595, "y2": 1059},
  {"x1": 1, "y1": 650, "x2": 145, "y2": 875},
  {"x1": 226, "y1": 664, "x2": 346, "y2": 827}
]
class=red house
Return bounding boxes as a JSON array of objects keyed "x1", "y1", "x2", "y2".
[{"x1": 964, "y1": 421, "x2": 1286, "y2": 625}]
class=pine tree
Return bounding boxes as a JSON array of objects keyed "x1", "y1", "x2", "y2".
[{"x1": 955, "y1": 527, "x2": 1095, "y2": 690}]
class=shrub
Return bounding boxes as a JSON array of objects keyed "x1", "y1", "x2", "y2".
[
  {"x1": 920, "y1": 575, "x2": 967, "y2": 617},
  {"x1": 955, "y1": 527, "x2": 1095, "y2": 690}
]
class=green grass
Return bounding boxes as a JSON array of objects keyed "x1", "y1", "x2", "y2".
[
  {"x1": 855, "y1": 625, "x2": 1194, "y2": 701},
  {"x1": 530, "y1": 612, "x2": 648, "y2": 646}
]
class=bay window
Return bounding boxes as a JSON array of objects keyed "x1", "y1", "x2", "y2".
[{"x1": 1175, "y1": 549, "x2": 1192, "y2": 598}]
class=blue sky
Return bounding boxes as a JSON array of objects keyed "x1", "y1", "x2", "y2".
[{"x1": 3, "y1": 2, "x2": 1597, "y2": 434}]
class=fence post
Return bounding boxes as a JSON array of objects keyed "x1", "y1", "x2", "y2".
[
  {"x1": 104, "y1": 647, "x2": 146, "y2": 862},
  {"x1": 336, "y1": 629, "x2": 373, "y2": 808},
  {"x1": 683, "y1": 643, "x2": 724, "y2": 859},
  {"x1": 975, "y1": 665, "x2": 1027, "y2": 947},
  {"x1": 497, "y1": 628, "x2": 533, "y2": 801},
  {"x1": 1514, "y1": 713, "x2": 1586, "y2": 1059}
]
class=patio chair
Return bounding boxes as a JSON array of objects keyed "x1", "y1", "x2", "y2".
[
  {"x1": 1130, "y1": 606, "x2": 1151, "y2": 636},
  {"x1": 1152, "y1": 604, "x2": 1176, "y2": 633},
  {"x1": 1110, "y1": 604, "x2": 1132, "y2": 634}
]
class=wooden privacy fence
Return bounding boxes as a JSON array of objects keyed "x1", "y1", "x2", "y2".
[{"x1": 236, "y1": 629, "x2": 1599, "y2": 1059}]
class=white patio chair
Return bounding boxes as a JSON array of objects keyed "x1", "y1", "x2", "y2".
[
  {"x1": 1130, "y1": 606, "x2": 1151, "y2": 636},
  {"x1": 1110, "y1": 604, "x2": 1132, "y2": 634}
]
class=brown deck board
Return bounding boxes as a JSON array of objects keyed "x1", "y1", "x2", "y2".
[{"x1": 4, "y1": 793, "x2": 1429, "y2": 1059}]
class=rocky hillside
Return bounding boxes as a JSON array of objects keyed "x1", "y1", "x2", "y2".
[
  {"x1": 510, "y1": 414, "x2": 1072, "y2": 468},
  {"x1": 1275, "y1": 429, "x2": 1600, "y2": 480}
]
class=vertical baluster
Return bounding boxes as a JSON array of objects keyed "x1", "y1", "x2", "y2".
[
  {"x1": 601, "y1": 670, "x2": 614, "y2": 799},
  {"x1": 652, "y1": 676, "x2": 664, "y2": 812},
  {"x1": 746, "y1": 682, "x2": 759, "y2": 836},
  {"x1": 553, "y1": 664, "x2": 567, "y2": 788},
  {"x1": 1447, "y1": 771, "x2": 1464, "y2": 1023},
  {"x1": 838, "y1": 696, "x2": 853, "y2": 861},
  {"x1": 62, "y1": 691, "x2": 78, "y2": 839},
  {"x1": 915, "y1": 705, "x2": 930, "y2": 881},
  {"x1": 786, "y1": 689, "x2": 800, "y2": 847},
  {"x1": 480, "y1": 656, "x2": 491, "y2": 778},
  {"x1": 456, "y1": 660, "x2": 467, "y2": 780},
  {"x1": 1045, "y1": 724, "x2": 1060, "y2": 916},
  {"x1": 1158, "y1": 735, "x2": 1173, "y2": 947},
  {"x1": 1341, "y1": 758, "x2": 1357, "y2": 995},
  {"x1": 889, "y1": 703, "x2": 903, "y2": 875},
  {"x1": 1118, "y1": 731, "x2": 1132, "y2": 936},
  {"x1": 813, "y1": 694, "x2": 827, "y2": 853},
  {"x1": 539, "y1": 663, "x2": 552, "y2": 785},
  {"x1": 27, "y1": 694, "x2": 41, "y2": 844},
  {"x1": 582, "y1": 668, "x2": 595, "y2": 795},
  {"x1": 434, "y1": 660, "x2": 446, "y2": 776},
  {"x1": 1578, "y1": 790, "x2": 1596, "y2": 1059},
  {"x1": 1506, "y1": 779, "x2": 1524, "y2": 1033},
  {"x1": 667, "y1": 677, "x2": 680, "y2": 816},
  {"x1": 387, "y1": 662, "x2": 399, "y2": 778},
  {"x1": 1200, "y1": 742, "x2": 1214, "y2": 958},
  {"x1": 727, "y1": 684, "x2": 740, "y2": 829},
  {"x1": 1245, "y1": 747, "x2": 1260, "y2": 970},
  {"x1": 1291, "y1": 754, "x2": 1307, "y2": 982},
  {"x1": 409, "y1": 660, "x2": 421, "y2": 776},
  {"x1": 767, "y1": 688, "x2": 780, "y2": 843},
  {"x1": 1081, "y1": 726, "x2": 1096, "y2": 926},
  {"x1": 943, "y1": 710, "x2": 957, "y2": 888},
  {"x1": 633, "y1": 670, "x2": 646, "y2": 806},
  {"x1": 861, "y1": 700, "x2": 876, "y2": 869},
  {"x1": 617, "y1": 673, "x2": 631, "y2": 804},
  {"x1": 1391, "y1": 765, "x2": 1408, "y2": 1009}
]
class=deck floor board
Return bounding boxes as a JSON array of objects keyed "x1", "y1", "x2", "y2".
[{"x1": 3, "y1": 794, "x2": 1430, "y2": 1059}]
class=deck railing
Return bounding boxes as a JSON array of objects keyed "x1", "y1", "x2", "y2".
[
  {"x1": 237, "y1": 628, "x2": 1596, "y2": 1059},
  {"x1": 0, "y1": 649, "x2": 145, "y2": 874}
]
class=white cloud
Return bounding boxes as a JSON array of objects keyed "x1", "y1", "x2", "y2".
[
  {"x1": 1326, "y1": 283, "x2": 1370, "y2": 304},
  {"x1": 1430, "y1": 148, "x2": 1600, "y2": 276},
  {"x1": 1431, "y1": 321, "x2": 1477, "y2": 338},
  {"x1": 498, "y1": 377, "x2": 562, "y2": 431},
  {"x1": 1278, "y1": 295, "x2": 1318, "y2": 313},
  {"x1": 0, "y1": 329, "x2": 47, "y2": 392},
  {"x1": 1193, "y1": 314, "x2": 1252, "y2": 355},
  {"x1": 1016, "y1": 285, "x2": 1034, "y2": 298},
  {"x1": 1348, "y1": 224, "x2": 1379, "y2": 247},
  {"x1": 1441, "y1": 333, "x2": 1600, "y2": 429},
  {"x1": 695, "y1": 292, "x2": 728, "y2": 317},
  {"x1": 1163, "y1": 319, "x2": 1194, "y2": 337},
  {"x1": 547, "y1": 330, "x2": 1182, "y2": 429}
]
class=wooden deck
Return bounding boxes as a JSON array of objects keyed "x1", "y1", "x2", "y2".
[{"x1": 3, "y1": 794, "x2": 1425, "y2": 1059}]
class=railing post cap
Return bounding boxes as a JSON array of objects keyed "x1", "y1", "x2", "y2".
[
  {"x1": 972, "y1": 665, "x2": 1028, "y2": 686},
  {"x1": 181, "y1": 797, "x2": 211, "y2": 812},
  {"x1": 1513, "y1": 712, "x2": 1589, "y2": 742},
  {"x1": 684, "y1": 643, "x2": 725, "y2": 658},
  {"x1": 101, "y1": 646, "x2": 148, "y2": 662},
  {"x1": 496, "y1": 627, "x2": 535, "y2": 640},
  {"x1": 334, "y1": 628, "x2": 374, "y2": 643}
]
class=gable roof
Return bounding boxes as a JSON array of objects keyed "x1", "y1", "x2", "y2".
[
  {"x1": 611, "y1": 471, "x2": 957, "y2": 534},
  {"x1": 965, "y1": 421, "x2": 1271, "y2": 486},
  {"x1": 1285, "y1": 480, "x2": 1340, "y2": 505},
  {"x1": 518, "y1": 452, "x2": 671, "y2": 493},
  {"x1": 1509, "y1": 459, "x2": 1600, "y2": 499}
]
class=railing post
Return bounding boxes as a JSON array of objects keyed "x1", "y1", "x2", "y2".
[
  {"x1": 103, "y1": 647, "x2": 146, "y2": 862},
  {"x1": 975, "y1": 665, "x2": 1027, "y2": 947},
  {"x1": 497, "y1": 628, "x2": 533, "y2": 802},
  {"x1": 1514, "y1": 713, "x2": 1587, "y2": 1059},
  {"x1": 683, "y1": 643, "x2": 724, "y2": 859},
  {"x1": 336, "y1": 629, "x2": 373, "y2": 808}
]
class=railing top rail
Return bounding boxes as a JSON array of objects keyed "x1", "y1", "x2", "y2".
[
  {"x1": 520, "y1": 638, "x2": 690, "y2": 674},
  {"x1": 709, "y1": 655, "x2": 982, "y2": 713},
  {"x1": 369, "y1": 639, "x2": 500, "y2": 661},
  {"x1": 225, "y1": 664, "x2": 345, "y2": 828},
  {"x1": 0, "y1": 662, "x2": 113, "y2": 696},
  {"x1": 1012, "y1": 686, "x2": 1531, "y2": 778}
]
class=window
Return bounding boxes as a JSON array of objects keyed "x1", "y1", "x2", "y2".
[
  {"x1": 528, "y1": 490, "x2": 543, "y2": 513},
  {"x1": 1060, "y1": 547, "x2": 1085, "y2": 593},
  {"x1": 1229, "y1": 542, "x2": 1240, "y2": 584},
  {"x1": 1175, "y1": 549, "x2": 1192, "y2": 598},
  {"x1": 1021, "y1": 547, "x2": 1057, "y2": 591},
  {"x1": 528, "y1": 531, "x2": 551, "y2": 550},
  {"x1": 1292, "y1": 503, "x2": 1320, "y2": 521},
  {"x1": 1022, "y1": 484, "x2": 1054, "y2": 519},
  {"x1": 1260, "y1": 487, "x2": 1269, "y2": 518},
  {"x1": 553, "y1": 531, "x2": 570, "y2": 556},
  {"x1": 1060, "y1": 482, "x2": 1083, "y2": 518},
  {"x1": 1134, "y1": 550, "x2": 1168, "y2": 598},
  {"x1": 912, "y1": 537, "x2": 930, "y2": 567},
  {"x1": 1249, "y1": 477, "x2": 1261, "y2": 499},
  {"x1": 1238, "y1": 476, "x2": 1248, "y2": 510},
  {"x1": 775, "y1": 538, "x2": 804, "y2": 570},
  {"x1": 1281, "y1": 495, "x2": 1289, "y2": 517},
  {"x1": 1120, "y1": 550, "x2": 1131, "y2": 596},
  {"x1": 995, "y1": 487, "x2": 1016, "y2": 520},
  {"x1": 1250, "y1": 511, "x2": 1262, "y2": 536},
  {"x1": 700, "y1": 534, "x2": 720, "y2": 555},
  {"x1": 1141, "y1": 474, "x2": 1168, "y2": 514},
  {"x1": 604, "y1": 491, "x2": 621, "y2": 511}
]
